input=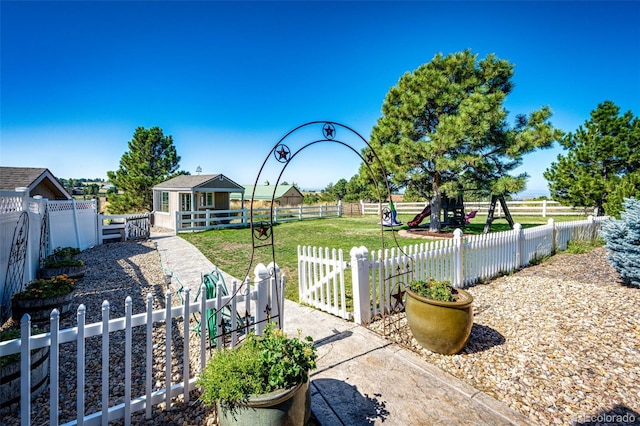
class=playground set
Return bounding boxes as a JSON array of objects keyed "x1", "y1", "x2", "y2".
[{"x1": 382, "y1": 194, "x2": 514, "y2": 234}]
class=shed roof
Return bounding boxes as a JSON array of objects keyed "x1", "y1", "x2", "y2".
[
  {"x1": 0, "y1": 166, "x2": 71, "y2": 198},
  {"x1": 153, "y1": 174, "x2": 244, "y2": 192},
  {"x1": 232, "y1": 184, "x2": 302, "y2": 200}
]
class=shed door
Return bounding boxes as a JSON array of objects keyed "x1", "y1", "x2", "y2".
[{"x1": 180, "y1": 193, "x2": 192, "y2": 212}]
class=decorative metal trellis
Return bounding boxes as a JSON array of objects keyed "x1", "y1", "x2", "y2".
[
  {"x1": 39, "y1": 203, "x2": 50, "y2": 268},
  {"x1": 199, "y1": 121, "x2": 416, "y2": 350},
  {"x1": 1, "y1": 212, "x2": 30, "y2": 323}
]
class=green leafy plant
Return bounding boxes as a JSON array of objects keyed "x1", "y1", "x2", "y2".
[
  {"x1": 196, "y1": 323, "x2": 317, "y2": 413},
  {"x1": 12, "y1": 275, "x2": 76, "y2": 300},
  {"x1": 410, "y1": 279, "x2": 456, "y2": 302},
  {"x1": 42, "y1": 247, "x2": 84, "y2": 268},
  {"x1": 52, "y1": 246, "x2": 81, "y2": 257},
  {"x1": 565, "y1": 238, "x2": 605, "y2": 254}
]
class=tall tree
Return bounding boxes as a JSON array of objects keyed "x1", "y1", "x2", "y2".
[
  {"x1": 107, "y1": 126, "x2": 186, "y2": 213},
  {"x1": 544, "y1": 101, "x2": 640, "y2": 216},
  {"x1": 364, "y1": 50, "x2": 562, "y2": 231}
]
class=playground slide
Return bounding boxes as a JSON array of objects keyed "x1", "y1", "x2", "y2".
[{"x1": 408, "y1": 205, "x2": 431, "y2": 227}]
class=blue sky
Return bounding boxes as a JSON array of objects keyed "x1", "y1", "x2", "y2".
[{"x1": 1, "y1": 1, "x2": 639, "y2": 196}]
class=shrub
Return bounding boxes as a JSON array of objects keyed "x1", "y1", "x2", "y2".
[
  {"x1": 410, "y1": 279, "x2": 456, "y2": 302},
  {"x1": 12, "y1": 275, "x2": 76, "y2": 300},
  {"x1": 601, "y1": 197, "x2": 640, "y2": 287},
  {"x1": 42, "y1": 247, "x2": 84, "y2": 268},
  {"x1": 196, "y1": 323, "x2": 317, "y2": 412}
]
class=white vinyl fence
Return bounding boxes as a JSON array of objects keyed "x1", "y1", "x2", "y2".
[
  {"x1": 360, "y1": 200, "x2": 596, "y2": 217},
  {"x1": 176, "y1": 203, "x2": 342, "y2": 232},
  {"x1": 1, "y1": 190, "x2": 152, "y2": 323},
  {"x1": 0, "y1": 263, "x2": 284, "y2": 426},
  {"x1": 298, "y1": 216, "x2": 608, "y2": 324}
]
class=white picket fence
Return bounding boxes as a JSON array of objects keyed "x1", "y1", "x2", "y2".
[
  {"x1": 0, "y1": 263, "x2": 284, "y2": 425},
  {"x1": 176, "y1": 203, "x2": 342, "y2": 232},
  {"x1": 298, "y1": 216, "x2": 608, "y2": 324},
  {"x1": 360, "y1": 200, "x2": 596, "y2": 217}
]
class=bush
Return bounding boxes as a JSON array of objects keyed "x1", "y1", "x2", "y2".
[
  {"x1": 410, "y1": 279, "x2": 456, "y2": 302},
  {"x1": 196, "y1": 323, "x2": 317, "y2": 412},
  {"x1": 601, "y1": 197, "x2": 640, "y2": 287}
]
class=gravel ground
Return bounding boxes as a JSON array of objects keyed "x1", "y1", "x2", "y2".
[
  {"x1": 368, "y1": 247, "x2": 640, "y2": 425},
  {"x1": 1, "y1": 240, "x2": 219, "y2": 426},
  {"x1": 3, "y1": 242, "x2": 638, "y2": 425}
]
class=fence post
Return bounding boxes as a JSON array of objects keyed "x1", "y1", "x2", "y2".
[
  {"x1": 587, "y1": 215, "x2": 596, "y2": 240},
  {"x1": 514, "y1": 223, "x2": 523, "y2": 268},
  {"x1": 267, "y1": 262, "x2": 283, "y2": 329},
  {"x1": 254, "y1": 263, "x2": 270, "y2": 335},
  {"x1": 299, "y1": 205, "x2": 303, "y2": 220},
  {"x1": 453, "y1": 229, "x2": 463, "y2": 288},
  {"x1": 548, "y1": 218, "x2": 556, "y2": 254},
  {"x1": 350, "y1": 246, "x2": 371, "y2": 324},
  {"x1": 338, "y1": 200, "x2": 342, "y2": 217},
  {"x1": 542, "y1": 200, "x2": 547, "y2": 218},
  {"x1": 360, "y1": 200, "x2": 365, "y2": 215}
]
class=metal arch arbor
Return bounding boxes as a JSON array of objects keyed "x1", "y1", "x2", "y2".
[{"x1": 242, "y1": 121, "x2": 413, "y2": 326}]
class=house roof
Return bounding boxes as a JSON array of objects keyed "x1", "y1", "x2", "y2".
[
  {"x1": 153, "y1": 174, "x2": 244, "y2": 192},
  {"x1": 0, "y1": 166, "x2": 71, "y2": 199},
  {"x1": 232, "y1": 184, "x2": 303, "y2": 200}
]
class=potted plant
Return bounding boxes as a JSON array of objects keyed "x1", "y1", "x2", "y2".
[
  {"x1": 38, "y1": 247, "x2": 86, "y2": 279},
  {"x1": 11, "y1": 275, "x2": 76, "y2": 323},
  {"x1": 0, "y1": 328, "x2": 49, "y2": 415},
  {"x1": 196, "y1": 323, "x2": 317, "y2": 425},
  {"x1": 405, "y1": 278, "x2": 473, "y2": 355}
]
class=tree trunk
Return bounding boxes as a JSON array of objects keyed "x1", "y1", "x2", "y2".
[{"x1": 430, "y1": 173, "x2": 442, "y2": 232}]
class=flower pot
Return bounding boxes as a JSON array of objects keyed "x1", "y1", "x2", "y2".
[
  {"x1": 405, "y1": 287, "x2": 473, "y2": 355},
  {"x1": 218, "y1": 379, "x2": 311, "y2": 426},
  {"x1": 38, "y1": 264, "x2": 86, "y2": 279},
  {"x1": 11, "y1": 291, "x2": 74, "y2": 323},
  {"x1": 0, "y1": 347, "x2": 50, "y2": 416}
]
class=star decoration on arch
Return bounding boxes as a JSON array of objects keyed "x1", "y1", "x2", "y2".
[
  {"x1": 323, "y1": 123, "x2": 336, "y2": 140},
  {"x1": 391, "y1": 287, "x2": 406, "y2": 311},
  {"x1": 382, "y1": 207, "x2": 392, "y2": 222},
  {"x1": 366, "y1": 151, "x2": 375, "y2": 164},
  {"x1": 254, "y1": 223, "x2": 272, "y2": 240},
  {"x1": 274, "y1": 144, "x2": 291, "y2": 163}
]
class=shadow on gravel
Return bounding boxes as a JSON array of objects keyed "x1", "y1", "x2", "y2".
[{"x1": 461, "y1": 323, "x2": 505, "y2": 354}]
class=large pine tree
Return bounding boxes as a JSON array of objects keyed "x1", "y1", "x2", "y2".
[
  {"x1": 365, "y1": 50, "x2": 562, "y2": 231},
  {"x1": 544, "y1": 101, "x2": 640, "y2": 216},
  {"x1": 107, "y1": 126, "x2": 185, "y2": 213}
]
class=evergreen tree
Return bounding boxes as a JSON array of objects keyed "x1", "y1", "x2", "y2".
[
  {"x1": 601, "y1": 198, "x2": 640, "y2": 287},
  {"x1": 365, "y1": 50, "x2": 562, "y2": 231},
  {"x1": 544, "y1": 101, "x2": 640, "y2": 216},
  {"x1": 107, "y1": 126, "x2": 186, "y2": 213}
]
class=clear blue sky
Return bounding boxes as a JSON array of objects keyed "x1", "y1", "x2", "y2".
[{"x1": 1, "y1": 1, "x2": 639, "y2": 196}]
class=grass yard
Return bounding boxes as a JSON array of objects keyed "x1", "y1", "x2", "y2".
[{"x1": 181, "y1": 213, "x2": 589, "y2": 303}]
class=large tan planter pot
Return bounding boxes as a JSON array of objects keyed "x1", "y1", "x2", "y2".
[
  {"x1": 218, "y1": 379, "x2": 310, "y2": 426},
  {"x1": 405, "y1": 288, "x2": 474, "y2": 355}
]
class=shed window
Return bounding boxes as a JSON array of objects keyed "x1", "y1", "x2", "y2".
[
  {"x1": 161, "y1": 192, "x2": 169, "y2": 212},
  {"x1": 201, "y1": 192, "x2": 214, "y2": 207}
]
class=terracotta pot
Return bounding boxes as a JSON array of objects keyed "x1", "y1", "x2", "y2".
[
  {"x1": 218, "y1": 379, "x2": 311, "y2": 426},
  {"x1": 0, "y1": 347, "x2": 50, "y2": 415},
  {"x1": 11, "y1": 291, "x2": 74, "y2": 323},
  {"x1": 405, "y1": 287, "x2": 473, "y2": 355}
]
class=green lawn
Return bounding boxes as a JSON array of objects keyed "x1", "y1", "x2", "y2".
[{"x1": 181, "y1": 214, "x2": 588, "y2": 302}]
